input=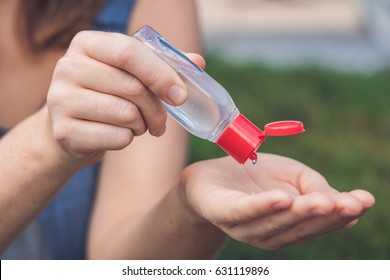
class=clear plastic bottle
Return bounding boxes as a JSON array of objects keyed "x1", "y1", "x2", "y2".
[{"x1": 133, "y1": 26, "x2": 304, "y2": 164}]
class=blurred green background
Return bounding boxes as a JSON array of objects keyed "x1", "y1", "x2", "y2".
[{"x1": 188, "y1": 55, "x2": 390, "y2": 260}]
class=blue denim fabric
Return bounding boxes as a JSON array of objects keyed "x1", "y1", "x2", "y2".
[{"x1": 94, "y1": 0, "x2": 136, "y2": 33}]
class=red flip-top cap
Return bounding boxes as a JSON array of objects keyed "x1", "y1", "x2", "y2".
[
  {"x1": 216, "y1": 114, "x2": 266, "y2": 164},
  {"x1": 264, "y1": 121, "x2": 305, "y2": 136},
  {"x1": 216, "y1": 116, "x2": 305, "y2": 164}
]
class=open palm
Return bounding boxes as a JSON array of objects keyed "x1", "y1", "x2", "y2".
[{"x1": 182, "y1": 153, "x2": 375, "y2": 250}]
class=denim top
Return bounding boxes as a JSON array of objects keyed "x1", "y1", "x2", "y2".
[{"x1": 1, "y1": 0, "x2": 136, "y2": 260}]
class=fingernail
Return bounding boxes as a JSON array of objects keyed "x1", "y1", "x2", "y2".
[{"x1": 167, "y1": 84, "x2": 187, "y2": 105}]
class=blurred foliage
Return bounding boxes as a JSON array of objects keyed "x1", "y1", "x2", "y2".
[{"x1": 188, "y1": 56, "x2": 390, "y2": 259}]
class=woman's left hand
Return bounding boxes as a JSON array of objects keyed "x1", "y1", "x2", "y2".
[{"x1": 181, "y1": 153, "x2": 375, "y2": 250}]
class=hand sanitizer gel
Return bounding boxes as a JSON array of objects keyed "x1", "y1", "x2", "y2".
[{"x1": 133, "y1": 25, "x2": 304, "y2": 164}]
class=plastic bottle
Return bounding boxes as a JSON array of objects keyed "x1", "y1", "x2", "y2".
[{"x1": 133, "y1": 25, "x2": 304, "y2": 164}]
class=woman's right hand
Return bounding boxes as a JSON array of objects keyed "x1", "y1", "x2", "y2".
[{"x1": 46, "y1": 31, "x2": 203, "y2": 165}]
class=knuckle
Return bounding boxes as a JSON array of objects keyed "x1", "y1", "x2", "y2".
[
  {"x1": 295, "y1": 226, "x2": 310, "y2": 241},
  {"x1": 117, "y1": 102, "x2": 138, "y2": 124},
  {"x1": 46, "y1": 88, "x2": 58, "y2": 109},
  {"x1": 133, "y1": 126, "x2": 147, "y2": 137},
  {"x1": 261, "y1": 220, "x2": 277, "y2": 238},
  {"x1": 229, "y1": 209, "x2": 243, "y2": 225},
  {"x1": 262, "y1": 243, "x2": 282, "y2": 251},
  {"x1": 117, "y1": 39, "x2": 139, "y2": 68},
  {"x1": 124, "y1": 77, "x2": 145, "y2": 100},
  {"x1": 146, "y1": 63, "x2": 164, "y2": 90},
  {"x1": 152, "y1": 110, "x2": 167, "y2": 129},
  {"x1": 115, "y1": 129, "x2": 133, "y2": 148},
  {"x1": 53, "y1": 56, "x2": 73, "y2": 80},
  {"x1": 51, "y1": 120, "x2": 71, "y2": 144},
  {"x1": 47, "y1": 84, "x2": 71, "y2": 113},
  {"x1": 70, "y1": 30, "x2": 90, "y2": 46}
]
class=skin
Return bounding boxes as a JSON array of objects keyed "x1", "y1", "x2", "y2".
[
  {"x1": 0, "y1": 0, "x2": 375, "y2": 259},
  {"x1": 181, "y1": 154, "x2": 375, "y2": 250}
]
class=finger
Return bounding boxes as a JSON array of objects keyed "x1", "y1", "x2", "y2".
[
  {"x1": 282, "y1": 191, "x2": 373, "y2": 235},
  {"x1": 52, "y1": 119, "x2": 134, "y2": 157},
  {"x1": 333, "y1": 192, "x2": 365, "y2": 218},
  {"x1": 348, "y1": 189, "x2": 376, "y2": 210},
  {"x1": 345, "y1": 219, "x2": 359, "y2": 228},
  {"x1": 262, "y1": 213, "x2": 345, "y2": 250},
  {"x1": 261, "y1": 192, "x2": 371, "y2": 249},
  {"x1": 186, "y1": 53, "x2": 206, "y2": 69},
  {"x1": 68, "y1": 31, "x2": 187, "y2": 106},
  {"x1": 60, "y1": 88, "x2": 147, "y2": 136},
  {"x1": 213, "y1": 189, "x2": 293, "y2": 226},
  {"x1": 230, "y1": 192, "x2": 335, "y2": 241},
  {"x1": 341, "y1": 189, "x2": 375, "y2": 228},
  {"x1": 56, "y1": 56, "x2": 166, "y2": 136}
]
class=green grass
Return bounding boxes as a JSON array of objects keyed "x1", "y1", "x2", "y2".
[{"x1": 188, "y1": 56, "x2": 390, "y2": 259}]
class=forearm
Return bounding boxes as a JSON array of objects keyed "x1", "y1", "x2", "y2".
[
  {"x1": 0, "y1": 108, "x2": 79, "y2": 251},
  {"x1": 86, "y1": 0, "x2": 212, "y2": 259},
  {"x1": 88, "y1": 182, "x2": 226, "y2": 259}
]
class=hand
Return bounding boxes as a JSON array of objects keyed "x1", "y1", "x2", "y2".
[
  {"x1": 46, "y1": 30, "x2": 204, "y2": 164},
  {"x1": 181, "y1": 153, "x2": 375, "y2": 250}
]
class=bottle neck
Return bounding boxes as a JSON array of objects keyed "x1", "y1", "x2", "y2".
[
  {"x1": 215, "y1": 114, "x2": 266, "y2": 164},
  {"x1": 208, "y1": 108, "x2": 240, "y2": 143}
]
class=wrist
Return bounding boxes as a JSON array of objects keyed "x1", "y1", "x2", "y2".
[
  {"x1": 0, "y1": 107, "x2": 83, "y2": 203},
  {"x1": 38, "y1": 107, "x2": 102, "y2": 171},
  {"x1": 33, "y1": 108, "x2": 87, "y2": 174},
  {"x1": 178, "y1": 168, "x2": 226, "y2": 236},
  {"x1": 172, "y1": 179, "x2": 227, "y2": 256}
]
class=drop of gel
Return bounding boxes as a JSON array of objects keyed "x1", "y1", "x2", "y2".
[{"x1": 249, "y1": 153, "x2": 258, "y2": 165}]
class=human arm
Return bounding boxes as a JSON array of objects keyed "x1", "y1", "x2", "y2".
[
  {"x1": 86, "y1": 0, "x2": 227, "y2": 259},
  {"x1": 0, "y1": 0, "x2": 206, "y2": 255},
  {"x1": 0, "y1": 109, "x2": 82, "y2": 252}
]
